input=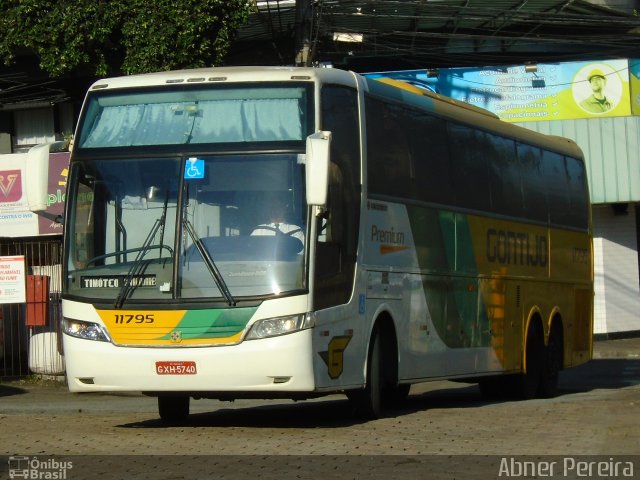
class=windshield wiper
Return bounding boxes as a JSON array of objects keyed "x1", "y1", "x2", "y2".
[
  {"x1": 114, "y1": 193, "x2": 169, "y2": 309},
  {"x1": 183, "y1": 219, "x2": 236, "y2": 307}
]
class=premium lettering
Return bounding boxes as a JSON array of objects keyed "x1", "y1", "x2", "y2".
[{"x1": 371, "y1": 225, "x2": 405, "y2": 245}]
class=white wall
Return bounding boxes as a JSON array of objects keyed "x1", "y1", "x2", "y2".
[
  {"x1": 592, "y1": 203, "x2": 640, "y2": 334},
  {"x1": 13, "y1": 107, "x2": 56, "y2": 152}
]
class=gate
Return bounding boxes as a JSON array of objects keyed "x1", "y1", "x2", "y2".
[{"x1": 0, "y1": 237, "x2": 63, "y2": 379}]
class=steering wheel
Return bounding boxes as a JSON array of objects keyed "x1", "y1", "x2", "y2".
[{"x1": 253, "y1": 225, "x2": 302, "y2": 236}]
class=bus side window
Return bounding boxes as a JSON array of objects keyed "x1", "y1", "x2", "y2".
[
  {"x1": 448, "y1": 123, "x2": 491, "y2": 212},
  {"x1": 543, "y1": 150, "x2": 571, "y2": 227},
  {"x1": 565, "y1": 156, "x2": 589, "y2": 230},
  {"x1": 366, "y1": 97, "x2": 414, "y2": 199},
  {"x1": 316, "y1": 161, "x2": 344, "y2": 261},
  {"x1": 518, "y1": 144, "x2": 548, "y2": 224},
  {"x1": 319, "y1": 162, "x2": 345, "y2": 243},
  {"x1": 73, "y1": 182, "x2": 96, "y2": 269},
  {"x1": 487, "y1": 134, "x2": 522, "y2": 218}
]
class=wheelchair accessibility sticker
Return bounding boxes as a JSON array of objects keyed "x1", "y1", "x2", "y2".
[{"x1": 184, "y1": 158, "x2": 205, "y2": 179}]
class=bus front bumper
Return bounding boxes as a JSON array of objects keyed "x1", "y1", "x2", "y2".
[{"x1": 63, "y1": 329, "x2": 316, "y2": 394}]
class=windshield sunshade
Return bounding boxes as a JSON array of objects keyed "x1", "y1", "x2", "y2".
[{"x1": 78, "y1": 85, "x2": 311, "y2": 148}]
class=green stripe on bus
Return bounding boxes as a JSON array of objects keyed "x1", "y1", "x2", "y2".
[
  {"x1": 407, "y1": 205, "x2": 490, "y2": 348},
  {"x1": 159, "y1": 306, "x2": 258, "y2": 340}
]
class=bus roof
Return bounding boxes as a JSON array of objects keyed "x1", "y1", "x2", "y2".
[
  {"x1": 86, "y1": 66, "x2": 583, "y2": 160},
  {"x1": 362, "y1": 75, "x2": 583, "y2": 160},
  {"x1": 87, "y1": 66, "x2": 358, "y2": 91},
  {"x1": 374, "y1": 77, "x2": 500, "y2": 120}
]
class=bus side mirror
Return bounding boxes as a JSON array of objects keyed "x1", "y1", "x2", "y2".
[
  {"x1": 25, "y1": 141, "x2": 66, "y2": 212},
  {"x1": 305, "y1": 131, "x2": 331, "y2": 207}
]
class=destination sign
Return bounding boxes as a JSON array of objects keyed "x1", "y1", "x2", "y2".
[{"x1": 80, "y1": 275, "x2": 157, "y2": 289}]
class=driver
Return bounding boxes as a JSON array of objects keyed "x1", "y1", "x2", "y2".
[{"x1": 251, "y1": 198, "x2": 304, "y2": 243}]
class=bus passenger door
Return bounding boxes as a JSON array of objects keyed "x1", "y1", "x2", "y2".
[
  {"x1": 311, "y1": 83, "x2": 363, "y2": 389},
  {"x1": 312, "y1": 159, "x2": 364, "y2": 388}
]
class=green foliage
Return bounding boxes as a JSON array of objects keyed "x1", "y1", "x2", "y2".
[{"x1": 0, "y1": 0, "x2": 252, "y2": 77}]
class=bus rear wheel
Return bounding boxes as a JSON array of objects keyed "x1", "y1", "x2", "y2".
[
  {"x1": 539, "y1": 322, "x2": 563, "y2": 398},
  {"x1": 158, "y1": 395, "x2": 190, "y2": 424},
  {"x1": 517, "y1": 321, "x2": 544, "y2": 399}
]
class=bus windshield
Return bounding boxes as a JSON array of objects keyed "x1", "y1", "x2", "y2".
[{"x1": 65, "y1": 153, "x2": 307, "y2": 304}]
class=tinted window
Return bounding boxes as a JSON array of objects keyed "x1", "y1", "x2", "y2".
[
  {"x1": 487, "y1": 134, "x2": 522, "y2": 217},
  {"x1": 518, "y1": 144, "x2": 548, "y2": 223},
  {"x1": 366, "y1": 97, "x2": 413, "y2": 198},
  {"x1": 411, "y1": 114, "x2": 453, "y2": 205},
  {"x1": 364, "y1": 92, "x2": 587, "y2": 230},
  {"x1": 543, "y1": 150, "x2": 571, "y2": 226},
  {"x1": 565, "y1": 156, "x2": 589, "y2": 229},
  {"x1": 448, "y1": 123, "x2": 491, "y2": 212}
]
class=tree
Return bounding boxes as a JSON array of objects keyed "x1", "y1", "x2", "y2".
[{"x1": 0, "y1": 0, "x2": 253, "y2": 77}]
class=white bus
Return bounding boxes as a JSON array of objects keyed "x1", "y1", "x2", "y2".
[{"x1": 30, "y1": 67, "x2": 592, "y2": 422}]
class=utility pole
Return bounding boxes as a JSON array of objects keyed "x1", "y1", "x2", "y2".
[{"x1": 294, "y1": 0, "x2": 312, "y2": 66}]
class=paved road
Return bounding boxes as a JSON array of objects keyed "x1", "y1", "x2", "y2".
[{"x1": 1, "y1": 338, "x2": 639, "y2": 479}]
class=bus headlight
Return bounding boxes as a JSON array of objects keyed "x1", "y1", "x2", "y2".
[
  {"x1": 245, "y1": 313, "x2": 314, "y2": 340},
  {"x1": 63, "y1": 318, "x2": 111, "y2": 342}
]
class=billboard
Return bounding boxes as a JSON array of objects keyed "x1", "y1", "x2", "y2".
[
  {"x1": 631, "y1": 59, "x2": 640, "y2": 116},
  {"x1": 0, "y1": 151, "x2": 69, "y2": 237},
  {"x1": 365, "y1": 59, "x2": 633, "y2": 123}
]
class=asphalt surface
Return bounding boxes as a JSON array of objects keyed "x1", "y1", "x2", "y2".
[{"x1": 0, "y1": 337, "x2": 638, "y2": 479}]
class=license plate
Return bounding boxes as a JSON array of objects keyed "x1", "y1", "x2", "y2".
[{"x1": 155, "y1": 361, "x2": 197, "y2": 375}]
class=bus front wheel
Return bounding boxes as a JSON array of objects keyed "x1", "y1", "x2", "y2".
[
  {"x1": 348, "y1": 327, "x2": 384, "y2": 419},
  {"x1": 158, "y1": 395, "x2": 190, "y2": 424},
  {"x1": 348, "y1": 324, "x2": 404, "y2": 418}
]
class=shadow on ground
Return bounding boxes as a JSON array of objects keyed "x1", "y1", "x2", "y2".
[
  {"x1": 0, "y1": 383, "x2": 28, "y2": 398},
  {"x1": 118, "y1": 357, "x2": 640, "y2": 429}
]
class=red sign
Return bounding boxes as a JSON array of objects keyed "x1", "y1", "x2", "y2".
[
  {"x1": 0, "y1": 170, "x2": 22, "y2": 202},
  {"x1": 0, "y1": 255, "x2": 26, "y2": 304}
]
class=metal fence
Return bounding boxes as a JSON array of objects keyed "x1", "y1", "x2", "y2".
[{"x1": 0, "y1": 237, "x2": 63, "y2": 379}]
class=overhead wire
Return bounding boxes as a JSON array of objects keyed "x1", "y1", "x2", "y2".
[{"x1": 313, "y1": 0, "x2": 640, "y2": 68}]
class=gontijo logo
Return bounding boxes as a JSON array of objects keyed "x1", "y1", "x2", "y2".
[{"x1": 486, "y1": 228, "x2": 548, "y2": 267}]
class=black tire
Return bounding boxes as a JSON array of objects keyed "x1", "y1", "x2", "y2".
[
  {"x1": 517, "y1": 322, "x2": 544, "y2": 399},
  {"x1": 348, "y1": 328, "x2": 384, "y2": 419},
  {"x1": 385, "y1": 383, "x2": 411, "y2": 406},
  {"x1": 539, "y1": 322, "x2": 563, "y2": 398},
  {"x1": 158, "y1": 395, "x2": 190, "y2": 424}
]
